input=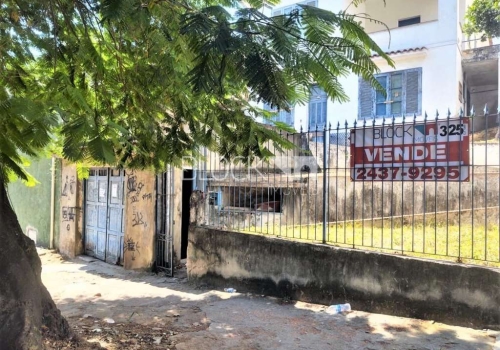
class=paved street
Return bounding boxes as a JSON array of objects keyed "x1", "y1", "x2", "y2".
[{"x1": 40, "y1": 249, "x2": 497, "y2": 349}]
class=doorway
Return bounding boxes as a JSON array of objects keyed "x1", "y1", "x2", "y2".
[
  {"x1": 181, "y1": 169, "x2": 193, "y2": 259},
  {"x1": 84, "y1": 168, "x2": 125, "y2": 265}
]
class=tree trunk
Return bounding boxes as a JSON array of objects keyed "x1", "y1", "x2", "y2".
[{"x1": 0, "y1": 180, "x2": 71, "y2": 349}]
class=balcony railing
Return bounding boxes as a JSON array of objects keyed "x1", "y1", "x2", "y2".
[{"x1": 461, "y1": 33, "x2": 500, "y2": 51}]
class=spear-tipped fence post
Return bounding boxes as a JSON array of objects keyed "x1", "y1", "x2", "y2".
[
  {"x1": 496, "y1": 107, "x2": 500, "y2": 139},
  {"x1": 484, "y1": 103, "x2": 489, "y2": 116},
  {"x1": 322, "y1": 122, "x2": 328, "y2": 244}
]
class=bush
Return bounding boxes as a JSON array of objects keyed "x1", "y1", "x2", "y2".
[{"x1": 464, "y1": 0, "x2": 500, "y2": 39}]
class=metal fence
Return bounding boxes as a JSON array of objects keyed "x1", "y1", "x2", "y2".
[
  {"x1": 197, "y1": 110, "x2": 500, "y2": 266},
  {"x1": 155, "y1": 166, "x2": 175, "y2": 276}
]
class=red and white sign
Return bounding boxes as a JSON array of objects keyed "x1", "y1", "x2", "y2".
[{"x1": 350, "y1": 118, "x2": 470, "y2": 181}]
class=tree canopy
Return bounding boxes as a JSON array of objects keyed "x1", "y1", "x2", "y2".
[
  {"x1": 464, "y1": 0, "x2": 500, "y2": 39},
  {"x1": 0, "y1": 0, "x2": 391, "y2": 183},
  {"x1": 0, "y1": 2, "x2": 396, "y2": 347}
]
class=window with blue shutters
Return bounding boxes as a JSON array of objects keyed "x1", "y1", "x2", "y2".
[
  {"x1": 358, "y1": 68, "x2": 422, "y2": 120},
  {"x1": 309, "y1": 85, "x2": 327, "y2": 129},
  {"x1": 263, "y1": 103, "x2": 294, "y2": 127}
]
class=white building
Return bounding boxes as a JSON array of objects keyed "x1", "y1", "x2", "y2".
[{"x1": 262, "y1": 0, "x2": 500, "y2": 132}]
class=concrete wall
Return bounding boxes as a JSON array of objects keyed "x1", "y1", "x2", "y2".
[
  {"x1": 59, "y1": 160, "x2": 84, "y2": 258},
  {"x1": 123, "y1": 169, "x2": 156, "y2": 269},
  {"x1": 172, "y1": 168, "x2": 184, "y2": 262},
  {"x1": 188, "y1": 227, "x2": 500, "y2": 329},
  {"x1": 8, "y1": 157, "x2": 61, "y2": 248}
]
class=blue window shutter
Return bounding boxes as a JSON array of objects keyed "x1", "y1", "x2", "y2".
[
  {"x1": 404, "y1": 68, "x2": 422, "y2": 115},
  {"x1": 358, "y1": 77, "x2": 373, "y2": 119},
  {"x1": 286, "y1": 108, "x2": 294, "y2": 126},
  {"x1": 264, "y1": 103, "x2": 294, "y2": 127},
  {"x1": 309, "y1": 86, "x2": 327, "y2": 128},
  {"x1": 263, "y1": 103, "x2": 273, "y2": 125},
  {"x1": 359, "y1": 68, "x2": 422, "y2": 119}
]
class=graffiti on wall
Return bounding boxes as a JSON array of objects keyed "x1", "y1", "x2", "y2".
[
  {"x1": 127, "y1": 170, "x2": 150, "y2": 204},
  {"x1": 127, "y1": 169, "x2": 152, "y2": 230},
  {"x1": 125, "y1": 170, "x2": 154, "y2": 263},
  {"x1": 132, "y1": 210, "x2": 147, "y2": 228},
  {"x1": 127, "y1": 170, "x2": 138, "y2": 194},
  {"x1": 125, "y1": 237, "x2": 140, "y2": 261},
  {"x1": 62, "y1": 206, "x2": 77, "y2": 222},
  {"x1": 62, "y1": 176, "x2": 76, "y2": 197},
  {"x1": 61, "y1": 171, "x2": 78, "y2": 236}
]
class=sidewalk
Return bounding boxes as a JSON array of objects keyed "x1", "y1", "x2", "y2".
[{"x1": 39, "y1": 249, "x2": 497, "y2": 349}]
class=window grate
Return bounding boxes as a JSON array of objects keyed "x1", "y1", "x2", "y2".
[{"x1": 398, "y1": 16, "x2": 421, "y2": 27}]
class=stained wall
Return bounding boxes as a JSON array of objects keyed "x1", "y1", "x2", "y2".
[
  {"x1": 59, "y1": 160, "x2": 84, "y2": 258},
  {"x1": 123, "y1": 169, "x2": 156, "y2": 269}
]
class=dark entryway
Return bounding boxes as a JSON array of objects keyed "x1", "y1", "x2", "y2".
[{"x1": 181, "y1": 169, "x2": 193, "y2": 259}]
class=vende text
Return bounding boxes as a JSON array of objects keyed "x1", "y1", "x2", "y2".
[{"x1": 363, "y1": 144, "x2": 447, "y2": 164}]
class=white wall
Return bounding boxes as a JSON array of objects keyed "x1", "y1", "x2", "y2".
[
  {"x1": 363, "y1": 0, "x2": 439, "y2": 33},
  {"x1": 273, "y1": 0, "x2": 458, "y2": 51},
  {"x1": 327, "y1": 45, "x2": 461, "y2": 126},
  {"x1": 376, "y1": 46, "x2": 461, "y2": 117}
]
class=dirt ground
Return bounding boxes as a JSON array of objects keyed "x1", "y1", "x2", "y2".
[{"x1": 39, "y1": 249, "x2": 498, "y2": 350}]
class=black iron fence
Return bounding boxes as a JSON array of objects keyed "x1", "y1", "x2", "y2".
[
  {"x1": 155, "y1": 167, "x2": 175, "y2": 276},
  {"x1": 197, "y1": 110, "x2": 500, "y2": 266}
]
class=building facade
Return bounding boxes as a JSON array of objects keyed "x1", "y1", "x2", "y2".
[{"x1": 262, "y1": 0, "x2": 500, "y2": 130}]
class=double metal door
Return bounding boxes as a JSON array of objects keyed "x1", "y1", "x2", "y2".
[{"x1": 85, "y1": 168, "x2": 125, "y2": 264}]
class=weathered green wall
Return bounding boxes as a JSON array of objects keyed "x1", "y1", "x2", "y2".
[
  {"x1": 8, "y1": 157, "x2": 61, "y2": 248},
  {"x1": 53, "y1": 158, "x2": 62, "y2": 249}
]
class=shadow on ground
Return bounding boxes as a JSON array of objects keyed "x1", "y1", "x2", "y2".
[{"x1": 41, "y1": 253, "x2": 496, "y2": 350}]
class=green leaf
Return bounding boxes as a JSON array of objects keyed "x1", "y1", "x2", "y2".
[{"x1": 88, "y1": 136, "x2": 116, "y2": 165}]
